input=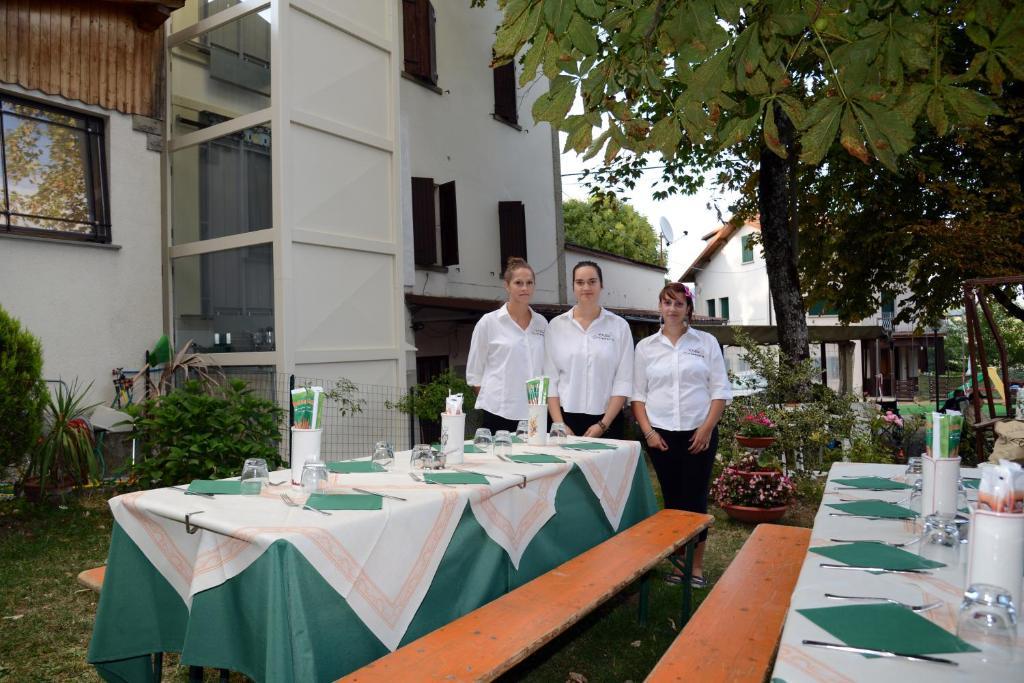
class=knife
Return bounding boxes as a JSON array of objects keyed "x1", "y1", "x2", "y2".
[
  {"x1": 828, "y1": 513, "x2": 914, "y2": 520},
  {"x1": 351, "y1": 487, "x2": 407, "y2": 502},
  {"x1": 820, "y1": 563, "x2": 932, "y2": 575},
  {"x1": 801, "y1": 640, "x2": 957, "y2": 666}
]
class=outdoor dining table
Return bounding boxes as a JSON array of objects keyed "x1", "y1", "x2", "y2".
[
  {"x1": 771, "y1": 461, "x2": 1022, "y2": 682},
  {"x1": 87, "y1": 437, "x2": 656, "y2": 682}
]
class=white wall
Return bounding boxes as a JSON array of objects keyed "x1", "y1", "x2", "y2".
[
  {"x1": 690, "y1": 224, "x2": 770, "y2": 324},
  {"x1": 0, "y1": 85, "x2": 163, "y2": 405},
  {"x1": 563, "y1": 247, "x2": 667, "y2": 310},
  {"x1": 400, "y1": 1, "x2": 559, "y2": 305}
]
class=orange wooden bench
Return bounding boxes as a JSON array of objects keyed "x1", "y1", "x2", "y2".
[
  {"x1": 77, "y1": 565, "x2": 106, "y2": 593},
  {"x1": 340, "y1": 508, "x2": 713, "y2": 683},
  {"x1": 644, "y1": 523, "x2": 811, "y2": 683}
]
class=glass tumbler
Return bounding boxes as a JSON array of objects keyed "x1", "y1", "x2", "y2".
[
  {"x1": 300, "y1": 460, "x2": 329, "y2": 496},
  {"x1": 957, "y1": 583, "x2": 1018, "y2": 664},
  {"x1": 473, "y1": 428, "x2": 493, "y2": 455},
  {"x1": 515, "y1": 420, "x2": 530, "y2": 443},
  {"x1": 411, "y1": 443, "x2": 433, "y2": 469},
  {"x1": 493, "y1": 430, "x2": 512, "y2": 459},
  {"x1": 919, "y1": 513, "x2": 962, "y2": 570},
  {"x1": 372, "y1": 441, "x2": 394, "y2": 470},
  {"x1": 240, "y1": 458, "x2": 269, "y2": 495},
  {"x1": 549, "y1": 422, "x2": 568, "y2": 445}
]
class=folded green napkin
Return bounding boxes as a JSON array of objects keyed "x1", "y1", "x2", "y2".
[
  {"x1": 810, "y1": 542, "x2": 944, "y2": 570},
  {"x1": 305, "y1": 493, "x2": 382, "y2": 511},
  {"x1": 798, "y1": 604, "x2": 978, "y2": 655},
  {"x1": 562, "y1": 441, "x2": 618, "y2": 451},
  {"x1": 509, "y1": 453, "x2": 565, "y2": 464},
  {"x1": 826, "y1": 501, "x2": 917, "y2": 518},
  {"x1": 188, "y1": 480, "x2": 243, "y2": 495},
  {"x1": 326, "y1": 461, "x2": 385, "y2": 474},
  {"x1": 463, "y1": 444, "x2": 485, "y2": 453},
  {"x1": 424, "y1": 472, "x2": 489, "y2": 485},
  {"x1": 511, "y1": 436, "x2": 525, "y2": 444},
  {"x1": 835, "y1": 476, "x2": 911, "y2": 490},
  {"x1": 962, "y1": 477, "x2": 980, "y2": 490}
]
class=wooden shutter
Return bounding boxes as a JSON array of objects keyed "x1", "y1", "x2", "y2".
[
  {"x1": 427, "y1": 2, "x2": 438, "y2": 85},
  {"x1": 412, "y1": 177, "x2": 436, "y2": 266},
  {"x1": 493, "y1": 61, "x2": 517, "y2": 125},
  {"x1": 438, "y1": 181, "x2": 459, "y2": 266},
  {"x1": 498, "y1": 201, "x2": 527, "y2": 274},
  {"x1": 402, "y1": 0, "x2": 437, "y2": 84}
]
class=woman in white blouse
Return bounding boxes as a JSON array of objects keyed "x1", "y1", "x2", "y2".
[
  {"x1": 466, "y1": 257, "x2": 548, "y2": 433},
  {"x1": 632, "y1": 282, "x2": 731, "y2": 587},
  {"x1": 545, "y1": 261, "x2": 633, "y2": 439}
]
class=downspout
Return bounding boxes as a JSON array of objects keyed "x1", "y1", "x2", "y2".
[{"x1": 551, "y1": 126, "x2": 567, "y2": 305}]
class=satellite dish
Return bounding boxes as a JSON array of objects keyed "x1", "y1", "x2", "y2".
[{"x1": 659, "y1": 216, "x2": 675, "y2": 244}]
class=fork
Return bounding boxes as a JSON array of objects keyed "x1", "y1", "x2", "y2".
[
  {"x1": 280, "y1": 493, "x2": 331, "y2": 515},
  {"x1": 824, "y1": 593, "x2": 941, "y2": 612},
  {"x1": 496, "y1": 452, "x2": 542, "y2": 467},
  {"x1": 408, "y1": 472, "x2": 455, "y2": 488},
  {"x1": 829, "y1": 537, "x2": 920, "y2": 548}
]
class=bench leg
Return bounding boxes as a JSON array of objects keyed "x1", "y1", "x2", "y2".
[
  {"x1": 152, "y1": 653, "x2": 163, "y2": 681},
  {"x1": 669, "y1": 540, "x2": 696, "y2": 627},
  {"x1": 189, "y1": 665, "x2": 203, "y2": 683},
  {"x1": 638, "y1": 571, "x2": 650, "y2": 625}
]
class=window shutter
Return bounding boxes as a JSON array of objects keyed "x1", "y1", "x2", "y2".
[
  {"x1": 438, "y1": 181, "x2": 459, "y2": 266},
  {"x1": 411, "y1": 177, "x2": 436, "y2": 266},
  {"x1": 498, "y1": 201, "x2": 527, "y2": 274},
  {"x1": 493, "y1": 61, "x2": 517, "y2": 125},
  {"x1": 402, "y1": 0, "x2": 421, "y2": 76},
  {"x1": 427, "y1": 2, "x2": 438, "y2": 85}
]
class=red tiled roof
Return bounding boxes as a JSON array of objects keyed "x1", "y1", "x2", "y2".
[{"x1": 680, "y1": 216, "x2": 760, "y2": 282}]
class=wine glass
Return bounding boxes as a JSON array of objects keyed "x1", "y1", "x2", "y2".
[
  {"x1": 549, "y1": 422, "x2": 568, "y2": 445},
  {"x1": 300, "y1": 460, "x2": 329, "y2": 496},
  {"x1": 372, "y1": 441, "x2": 394, "y2": 470},
  {"x1": 240, "y1": 458, "x2": 269, "y2": 495},
  {"x1": 473, "y1": 428, "x2": 493, "y2": 455},
  {"x1": 515, "y1": 420, "x2": 529, "y2": 443},
  {"x1": 494, "y1": 430, "x2": 512, "y2": 459}
]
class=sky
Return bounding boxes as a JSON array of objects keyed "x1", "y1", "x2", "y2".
[{"x1": 558, "y1": 133, "x2": 739, "y2": 283}]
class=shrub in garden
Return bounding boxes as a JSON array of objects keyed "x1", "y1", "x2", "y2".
[
  {"x1": 711, "y1": 454, "x2": 796, "y2": 508},
  {"x1": 129, "y1": 379, "x2": 284, "y2": 488},
  {"x1": 0, "y1": 305, "x2": 47, "y2": 472}
]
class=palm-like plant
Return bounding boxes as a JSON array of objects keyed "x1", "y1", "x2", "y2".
[{"x1": 26, "y1": 380, "x2": 100, "y2": 495}]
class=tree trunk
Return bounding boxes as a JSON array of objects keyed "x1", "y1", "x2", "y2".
[{"x1": 758, "y1": 104, "x2": 810, "y2": 366}]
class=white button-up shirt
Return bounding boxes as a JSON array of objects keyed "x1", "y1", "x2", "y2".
[
  {"x1": 632, "y1": 327, "x2": 732, "y2": 431},
  {"x1": 544, "y1": 307, "x2": 634, "y2": 415},
  {"x1": 466, "y1": 304, "x2": 548, "y2": 420}
]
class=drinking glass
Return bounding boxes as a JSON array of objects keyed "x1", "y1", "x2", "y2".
[
  {"x1": 904, "y1": 456, "x2": 922, "y2": 476},
  {"x1": 473, "y1": 428, "x2": 493, "y2": 455},
  {"x1": 411, "y1": 443, "x2": 433, "y2": 470},
  {"x1": 300, "y1": 460, "x2": 329, "y2": 496},
  {"x1": 919, "y1": 513, "x2": 962, "y2": 569},
  {"x1": 549, "y1": 422, "x2": 568, "y2": 445},
  {"x1": 494, "y1": 430, "x2": 512, "y2": 459},
  {"x1": 957, "y1": 583, "x2": 1018, "y2": 664},
  {"x1": 372, "y1": 441, "x2": 394, "y2": 470},
  {"x1": 240, "y1": 458, "x2": 269, "y2": 495},
  {"x1": 515, "y1": 420, "x2": 530, "y2": 443}
]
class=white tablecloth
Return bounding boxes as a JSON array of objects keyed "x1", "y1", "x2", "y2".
[
  {"x1": 109, "y1": 437, "x2": 640, "y2": 652},
  {"x1": 771, "y1": 462, "x2": 1022, "y2": 682}
]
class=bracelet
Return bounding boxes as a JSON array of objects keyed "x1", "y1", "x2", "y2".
[
  {"x1": 643, "y1": 429, "x2": 657, "y2": 440},
  {"x1": 597, "y1": 420, "x2": 608, "y2": 433}
]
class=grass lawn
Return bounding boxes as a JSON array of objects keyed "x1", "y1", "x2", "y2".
[{"x1": 0, "y1": 468, "x2": 817, "y2": 682}]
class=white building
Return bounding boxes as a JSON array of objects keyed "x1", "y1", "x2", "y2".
[{"x1": 682, "y1": 217, "x2": 947, "y2": 397}]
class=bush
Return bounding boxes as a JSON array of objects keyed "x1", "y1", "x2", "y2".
[
  {"x1": 389, "y1": 369, "x2": 476, "y2": 423},
  {"x1": 25, "y1": 379, "x2": 99, "y2": 495},
  {"x1": 129, "y1": 379, "x2": 284, "y2": 488},
  {"x1": 0, "y1": 306, "x2": 47, "y2": 472}
]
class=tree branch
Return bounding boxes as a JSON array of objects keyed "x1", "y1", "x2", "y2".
[{"x1": 989, "y1": 285, "x2": 1024, "y2": 322}]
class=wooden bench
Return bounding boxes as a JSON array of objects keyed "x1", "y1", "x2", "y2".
[
  {"x1": 77, "y1": 565, "x2": 106, "y2": 593},
  {"x1": 340, "y1": 508, "x2": 713, "y2": 682},
  {"x1": 645, "y1": 523, "x2": 811, "y2": 683}
]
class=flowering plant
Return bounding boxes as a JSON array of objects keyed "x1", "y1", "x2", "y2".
[
  {"x1": 711, "y1": 455, "x2": 795, "y2": 508},
  {"x1": 881, "y1": 410, "x2": 903, "y2": 428},
  {"x1": 737, "y1": 411, "x2": 776, "y2": 437}
]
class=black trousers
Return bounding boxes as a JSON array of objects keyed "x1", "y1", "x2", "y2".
[
  {"x1": 647, "y1": 426, "x2": 719, "y2": 544},
  {"x1": 477, "y1": 409, "x2": 520, "y2": 434},
  {"x1": 561, "y1": 411, "x2": 624, "y2": 440}
]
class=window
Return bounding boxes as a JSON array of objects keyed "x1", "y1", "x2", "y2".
[
  {"x1": 741, "y1": 234, "x2": 754, "y2": 263},
  {"x1": 402, "y1": 0, "x2": 437, "y2": 86},
  {"x1": 719, "y1": 297, "x2": 730, "y2": 321},
  {"x1": 808, "y1": 300, "x2": 839, "y2": 316},
  {"x1": 411, "y1": 177, "x2": 458, "y2": 266},
  {"x1": 498, "y1": 201, "x2": 527, "y2": 274},
  {"x1": 707, "y1": 299, "x2": 716, "y2": 317},
  {"x1": 201, "y1": 0, "x2": 271, "y2": 96},
  {"x1": 1, "y1": 94, "x2": 110, "y2": 243},
  {"x1": 493, "y1": 61, "x2": 518, "y2": 126}
]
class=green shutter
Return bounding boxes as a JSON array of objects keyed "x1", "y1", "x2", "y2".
[
  {"x1": 741, "y1": 235, "x2": 754, "y2": 263},
  {"x1": 707, "y1": 299, "x2": 716, "y2": 317},
  {"x1": 720, "y1": 297, "x2": 729, "y2": 320}
]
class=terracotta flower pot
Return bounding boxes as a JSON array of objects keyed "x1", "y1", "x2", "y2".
[
  {"x1": 720, "y1": 503, "x2": 788, "y2": 523},
  {"x1": 736, "y1": 435, "x2": 776, "y2": 449}
]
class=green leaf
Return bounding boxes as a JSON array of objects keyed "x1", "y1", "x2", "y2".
[
  {"x1": 762, "y1": 102, "x2": 786, "y2": 159},
  {"x1": 568, "y1": 14, "x2": 598, "y2": 55},
  {"x1": 493, "y1": 0, "x2": 533, "y2": 59},
  {"x1": 717, "y1": 111, "x2": 760, "y2": 152},
  {"x1": 798, "y1": 97, "x2": 842, "y2": 165},
  {"x1": 647, "y1": 116, "x2": 681, "y2": 157},
  {"x1": 519, "y1": 31, "x2": 548, "y2": 85},
  {"x1": 893, "y1": 83, "x2": 931, "y2": 126},
  {"x1": 926, "y1": 93, "x2": 949, "y2": 135},
  {"x1": 576, "y1": 0, "x2": 604, "y2": 20},
  {"x1": 603, "y1": 135, "x2": 621, "y2": 165},
  {"x1": 965, "y1": 23, "x2": 991, "y2": 48},
  {"x1": 563, "y1": 115, "x2": 593, "y2": 152},
  {"x1": 543, "y1": 0, "x2": 575, "y2": 34},
  {"x1": 838, "y1": 106, "x2": 870, "y2": 163},
  {"x1": 941, "y1": 85, "x2": 1001, "y2": 125},
  {"x1": 581, "y1": 127, "x2": 611, "y2": 161},
  {"x1": 531, "y1": 76, "x2": 577, "y2": 123}
]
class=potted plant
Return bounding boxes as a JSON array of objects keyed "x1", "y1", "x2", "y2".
[
  {"x1": 23, "y1": 379, "x2": 100, "y2": 499},
  {"x1": 736, "y1": 410, "x2": 777, "y2": 448},
  {"x1": 388, "y1": 370, "x2": 476, "y2": 443},
  {"x1": 711, "y1": 454, "x2": 795, "y2": 523}
]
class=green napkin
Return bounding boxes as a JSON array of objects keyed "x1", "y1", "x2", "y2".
[
  {"x1": 509, "y1": 453, "x2": 565, "y2": 464},
  {"x1": 188, "y1": 480, "x2": 243, "y2": 495},
  {"x1": 810, "y1": 542, "x2": 944, "y2": 570},
  {"x1": 962, "y1": 477, "x2": 980, "y2": 490},
  {"x1": 562, "y1": 441, "x2": 618, "y2": 451},
  {"x1": 511, "y1": 436, "x2": 525, "y2": 444},
  {"x1": 424, "y1": 472, "x2": 489, "y2": 485},
  {"x1": 798, "y1": 604, "x2": 978, "y2": 655},
  {"x1": 327, "y1": 461, "x2": 385, "y2": 474},
  {"x1": 826, "y1": 501, "x2": 917, "y2": 518},
  {"x1": 305, "y1": 493, "x2": 382, "y2": 511},
  {"x1": 835, "y1": 476, "x2": 911, "y2": 490},
  {"x1": 463, "y1": 444, "x2": 485, "y2": 453}
]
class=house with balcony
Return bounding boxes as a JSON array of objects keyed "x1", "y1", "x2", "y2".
[{"x1": 681, "y1": 217, "x2": 946, "y2": 398}]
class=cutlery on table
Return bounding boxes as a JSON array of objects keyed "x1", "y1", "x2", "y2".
[
  {"x1": 408, "y1": 472, "x2": 455, "y2": 488},
  {"x1": 824, "y1": 593, "x2": 941, "y2": 612},
  {"x1": 820, "y1": 563, "x2": 931, "y2": 575},
  {"x1": 831, "y1": 487, "x2": 901, "y2": 492},
  {"x1": 351, "y1": 487, "x2": 407, "y2": 502},
  {"x1": 266, "y1": 479, "x2": 287, "y2": 487},
  {"x1": 829, "y1": 537, "x2": 919, "y2": 548},
  {"x1": 451, "y1": 467, "x2": 503, "y2": 479},
  {"x1": 801, "y1": 640, "x2": 957, "y2": 666},
  {"x1": 496, "y1": 453, "x2": 542, "y2": 466},
  {"x1": 280, "y1": 493, "x2": 331, "y2": 515},
  {"x1": 828, "y1": 513, "x2": 913, "y2": 521}
]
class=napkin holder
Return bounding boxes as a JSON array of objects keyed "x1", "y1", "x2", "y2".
[
  {"x1": 967, "y1": 509, "x2": 1024, "y2": 611},
  {"x1": 290, "y1": 427, "x2": 322, "y2": 485},
  {"x1": 921, "y1": 454, "x2": 959, "y2": 516},
  {"x1": 440, "y1": 412, "x2": 465, "y2": 465},
  {"x1": 528, "y1": 404, "x2": 547, "y2": 445}
]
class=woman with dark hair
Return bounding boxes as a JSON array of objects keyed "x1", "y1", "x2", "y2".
[
  {"x1": 632, "y1": 282, "x2": 731, "y2": 587},
  {"x1": 544, "y1": 260, "x2": 633, "y2": 439},
  {"x1": 466, "y1": 257, "x2": 547, "y2": 433}
]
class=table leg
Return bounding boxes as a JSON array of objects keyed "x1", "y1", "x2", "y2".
[{"x1": 669, "y1": 540, "x2": 696, "y2": 627}]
